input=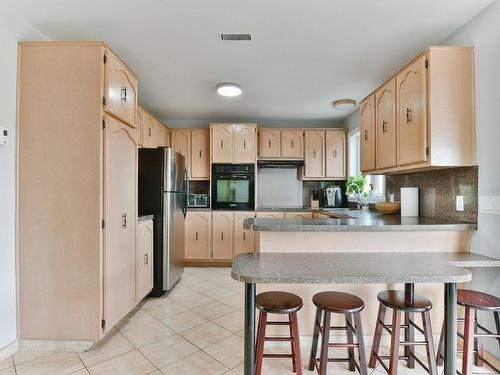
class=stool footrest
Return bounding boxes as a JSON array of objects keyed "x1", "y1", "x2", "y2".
[
  {"x1": 328, "y1": 342, "x2": 358, "y2": 348},
  {"x1": 263, "y1": 353, "x2": 293, "y2": 359},
  {"x1": 264, "y1": 336, "x2": 293, "y2": 342},
  {"x1": 266, "y1": 321, "x2": 290, "y2": 326}
]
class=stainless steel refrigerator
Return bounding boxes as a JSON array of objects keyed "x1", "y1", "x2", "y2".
[{"x1": 138, "y1": 147, "x2": 187, "y2": 296}]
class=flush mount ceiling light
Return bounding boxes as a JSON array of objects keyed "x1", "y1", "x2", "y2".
[
  {"x1": 332, "y1": 99, "x2": 357, "y2": 110},
  {"x1": 217, "y1": 82, "x2": 242, "y2": 97}
]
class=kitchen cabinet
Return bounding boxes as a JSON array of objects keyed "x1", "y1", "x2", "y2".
[
  {"x1": 360, "y1": 94, "x2": 376, "y2": 172},
  {"x1": 258, "y1": 130, "x2": 281, "y2": 158},
  {"x1": 360, "y1": 47, "x2": 475, "y2": 174},
  {"x1": 304, "y1": 130, "x2": 325, "y2": 178},
  {"x1": 17, "y1": 42, "x2": 140, "y2": 344},
  {"x1": 375, "y1": 78, "x2": 397, "y2": 169},
  {"x1": 137, "y1": 107, "x2": 144, "y2": 147},
  {"x1": 256, "y1": 211, "x2": 285, "y2": 219},
  {"x1": 190, "y1": 129, "x2": 210, "y2": 179},
  {"x1": 211, "y1": 124, "x2": 234, "y2": 163},
  {"x1": 171, "y1": 128, "x2": 191, "y2": 161},
  {"x1": 313, "y1": 212, "x2": 329, "y2": 219},
  {"x1": 185, "y1": 211, "x2": 211, "y2": 260},
  {"x1": 164, "y1": 127, "x2": 171, "y2": 147},
  {"x1": 281, "y1": 130, "x2": 304, "y2": 159},
  {"x1": 211, "y1": 123, "x2": 257, "y2": 164},
  {"x1": 104, "y1": 50, "x2": 137, "y2": 128},
  {"x1": 234, "y1": 211, "x2": 255, "y2": 256},
  {"x1": 136, "y1": 219, "x2": 154, "y2": 301},
  {"x1": 325, "y1": 130, "x2": 346, "y2": 179},
  {"x1": 284, "y1": 212, "x2": 313, "y2": 219},
  {"x1": 141, "y1": 110, "x2": 156, "y2": 149},
  {"x1": 234, "y1": 124, "x2": 257, "y2": 163},
  {"x1": 212, "y1": 211, "x2": 234, "y2": 260},
  {"x1": 155, "y1": 120, "x2": 166, "y2": 147}
]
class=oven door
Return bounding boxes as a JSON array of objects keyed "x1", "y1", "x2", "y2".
[{"x1": 212, "y1": 173, "x2": 255, "y2": 210}]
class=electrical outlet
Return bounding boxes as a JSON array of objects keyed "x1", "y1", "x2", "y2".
[
  {"x1": 456, "y1": 196, "x2": 464, "y2": 211},
  {"x1": 479, "y1": 196, "x2": 500, "y2": 214},
  {"x1": 0, "y1": 128, "x2": 7, "y2": 146}
]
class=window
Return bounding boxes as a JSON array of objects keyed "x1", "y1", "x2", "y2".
[{"x1": 348, "y1": 128, "x2": 385, "y2": 202}]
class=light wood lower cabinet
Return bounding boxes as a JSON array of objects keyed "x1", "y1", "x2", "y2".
[
  {"x1": 284, "y1": 211, "x2": 313, "y2": 219},
  {"x1": 185, "y1": 211, "x2": 211, "y2": 260},
  {"x1": 136, "y1": 219, "x2": 154, "y2": 301},
  {"x1": 234, "y1": 212, "x2": 255, "y2": 256},
  {"x1": 212, "y1": 212, "x2": 234, "y2": 260}
]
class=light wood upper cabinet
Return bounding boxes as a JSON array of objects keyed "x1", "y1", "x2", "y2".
[
  {"x1": 212, "y1": 212, "x2": 233, "y2": 260},
  {"x1": 397, "y1": 54, "x2": 428, "y2": 166},
  {"x1": 360, "y1": 95, "x2": 376, "y2": 172},
  {"x1": 304, "y1": 131, "x2": 325, "y2": 178},
  {"x1": 185, "y1": 211, "x2": 211, "y2": 260},
  {"x1": 164, "y1": 127, "x2": 171, "y2": 147},
  {"x1": 104, "y1": 51, "x2": 137, "y2": 128},
  {"x1": 234, "y1": 124, "x2": 257, "y2": 163},
  {"x1": 137, "y1": 107, "x2": 144, "y2": 147},
  {"x1": 171, "y1": 129, "x2": 191, "y2": 161},
  {"x1": 155, "y1": 121, "x2": 166, "y2": 147},
  {"x1": 211, "y1": 124, "x2": 234, "y2": 163},
  {"x1": 190, "y1": 129, "x2": 210, "y2": 179},
  {"x1": 103, "y1": 115, "x2": 138, "y2": 329},
  {"x1": 141, "y1": 110, "x2": 155, "y2": 149},
  {"x1": 136, "y1": 219, "x2": 153, "y2": 301},
  {"x1": 258, "y1": 130, "x2": 281, "y2": 158},
  {"x1": 325, "y1": 130, "x2": 346, "y2": 179},
  {"x1": 281, "y1": 130, "x2": 304, "y2": 159},
  {"x1": 375, "y1": 79, "x2": 397, "y2": 169},
  {"x1": 233, "y1": 212, "x2": 255, "y2": 256}
]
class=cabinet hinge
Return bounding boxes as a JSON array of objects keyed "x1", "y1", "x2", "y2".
[
  {"x1": 101, "y1": 319, "x2": 106, "y2": 329},
  {"x1": 101, "y1": 219, "x2": 105, "y2": 228},
  {"x1": 425, "y1": 146, "x2": 430, "y2": 156},
  {"x1": 425, "y1": 59, "x2": 429, "y2": 69},
  {"x1": 102, "y1": 119, "x2": 106, "y2": 129},
  {"x1": 103, "y1": 54, "x2": 107, "y2": 64}
]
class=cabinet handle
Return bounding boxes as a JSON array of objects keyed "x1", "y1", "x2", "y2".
[
  {"x1": 313, "y1": 150, "x2": 316, "y2": 157},
  {"x1": 121, "y1": 213, "x2": 127, "y2": 228},
  {"x1": 406, "y1": 108, "x2": 412, "y2": 123},
  {"x1": 144, "y1": 253, "x2": 149, "y2": 265},
  {"x1": 333, "y1": 150, "x2": 337, "y2": 158},
  {"x1": 291, "y1": 140, "x2": 294, "y2": 148},
  {"x1": 243, "y1": 232, "x2": 246, "y2": 241},
  {"x1": 382, "y1": 120, "x2": 387, "y2": 133},
  {"x1": 199, "y1": 150, "x2": 202, "y2": 158},
  {"x1": 195, "y1": 231, "x2": 198, "y2": 241},
  {"x1": 221, "y1": 140, "x2": 223, "y2": 149},
  {"x1": 244, "y1": 140, "x2": 246, "y2": 149},
  {"x1": 148, "y1": 128, "x2": 152, "y2": 137},
  {"x1": 120, "y1": 86, "x2": 127, "y2": 102},
  {"x1": 364, "y1": 130, "x2": 368, "y2": 141},
  {"x1": 268, "y1": 140, "x2": 271, "y2": 148},
  {"x1": 221, "y1": 232, "x2": 224, "y2": 241}
]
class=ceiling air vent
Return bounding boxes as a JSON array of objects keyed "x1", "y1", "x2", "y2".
[{"x1": 219, "y1": 33, "x2": 252, "y2": 41}]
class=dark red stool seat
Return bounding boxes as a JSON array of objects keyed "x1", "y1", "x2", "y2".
[
  {"x1": 457, "y1": 289, "x2": 500, "y2": 311},
  {"x1": 313, "y1": 291, "x2": 365, "y2": 314},
  {"x1": 257, "y1": 291, "x2": 303, "y2": 314},
  {"x1": 377, "y1": 290, "x2": 432, "y2": 312}
]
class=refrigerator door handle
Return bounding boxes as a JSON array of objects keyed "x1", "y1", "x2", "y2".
[{"x1": 183, "y1": 169, "x2": 188, "y2": 218}]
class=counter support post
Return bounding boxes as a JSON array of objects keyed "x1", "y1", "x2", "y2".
[
  {"x1": 404, "y1": 283, "x2": 415, "y2": 368},
  {"x1": 244, "y1": 282, "x2": 256, "y2": 375},
  {"x1": 444, "y1": 283, "x2": 457, "y2": 375}
]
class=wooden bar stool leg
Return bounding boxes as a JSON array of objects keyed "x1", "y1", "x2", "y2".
[
  {"x1": 422, "y1": 311, "x2": 438, "y2": 375},
  {"x1": 405, "y1": 312, "x2": 415, "y2": 368},
  {"x1": 462, "y1": 307, "x2": 475, "y2": 375},
  {"x1": 474, "y1": 310, "x2": 483, "y2": 367},
  {"x1": 289, "y1": 314, "x2": 296, "y2": 373},
  {"x1": 290, "y1": 312, "x2": 303, "y2": 375},
  {"x1": 369, "y1": 303, "x2": 387, "y2": 368},
  {"x1": 495, "y1": 311, "x2": 500, "y2": 350},
  {"x1": 319, "y1": 310, "x2": 331, "y2": 375},
  {"x1": 346, "y1": 313, "x2": 356, "y2": 371},
  {"x1": 354, "y1": 312, "x2": 368, "y2": 375},
  {"x1": 436, "y1": 322, "x2": 444, "y2": 367},
  {"x1": 389, "y1": 309, "x2": 401, "y2": 375},
  {"x1": 255, "y1": 311, "x2": 267, "y2": 375},
  {"x1": 309, "y1": 307, "x2": 322, "y2": 371}
]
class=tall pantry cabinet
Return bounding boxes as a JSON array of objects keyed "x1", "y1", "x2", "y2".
[{"x1": 17, "y1": 42, "x2": 139, "y2": 346}]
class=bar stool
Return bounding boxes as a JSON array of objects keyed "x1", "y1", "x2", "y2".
[
  {"x1": 436, "y1": 289, "x2": 500, "y2": 375},
  {"x1": 369, "y1": 290, "x2": 437, "y2": 375},
  {"x1": 308, "y1": 291, "x2": 368, "y2": 375},
  {"x1": 255, "y1": 291, "x2": 303, "y2": 375}
]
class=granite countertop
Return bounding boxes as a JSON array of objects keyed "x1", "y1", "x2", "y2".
[
  {"x1": 244, "y1": 210, "x2": 477, "y2": 232},
  {"x1": 256, "y1": 206, "x2": 350, "y2": 213},
  {"x1": 138, "y1": 214, "x2": 154, "y2": 222},
  {"x1": 231, "y1": 252, "x2": 482, "y2": 284}
]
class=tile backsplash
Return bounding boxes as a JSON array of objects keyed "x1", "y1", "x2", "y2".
[{"x1": 385, "y1": 166, "x2": 478, "y2": 222}]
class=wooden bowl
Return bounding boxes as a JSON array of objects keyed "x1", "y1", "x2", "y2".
[{"x1": 375, "y1": 202, "x2": 401, "y2": 215}]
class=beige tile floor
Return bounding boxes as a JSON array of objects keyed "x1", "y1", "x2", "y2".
[{"x1": 1, "y1": 267, "x2": 497, "y2": 375}]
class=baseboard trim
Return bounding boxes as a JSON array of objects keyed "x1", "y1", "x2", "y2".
[
  {"x1": 184, "y1": 261, "x2": 232, "y2": 267},
  {"x1": 19, "y1": 339, "x2": 94, "y2": 353},
  {"x1": 0, "y1": 340, "x2": 18, "y2": 362}
]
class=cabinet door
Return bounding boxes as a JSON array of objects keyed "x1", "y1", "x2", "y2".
[
  {"x1": 142, "y1": 111, "x2": 155, "y2": 149},
  {"x1": 304, "y1": 131, "x2": 325, "y2": 178},
  {"x1": 256, "y1": 212, "x2": 285, "y2": 219},
  {"x1": 103, "y1": 115, "x2": 138, "y2": 328},
  {"x1": 211, "y1": 124, "x2": 233, "y2": 163},
  {"x1": 171, "y1": 129, "x2": 191, "y2": 176},
  {"x1": 185, "y1": 211, "x2": 211, "y2": 260},
  {"x1": 137, "y1": 107, "x2": 144, "y2": 147},
  {"x1": 397, "y1": 54, "x2": 428, "y2": 166},
  {"x1": 212, "y1": 212, "x2": 233, "y2": 260},
  {"x1": 234, "y1": 211, "x2": 255, "y2": 257},
  {"x1": 190, "y1": 129, "x2": 210, "y2": 179},
  {"x1": 164, "y1": 127, "x2": 171, "y2": 147},
  {"x1": 155, "y1": 121, "x2": 165, "y2": 147},
  {"x1": 325, "y1": 130, "x2": 346, "y2": 178},
  {"x1": 281, "y1": 130, "x2": 304, "y2": 159},
  {"x1": 104, "y1": 51, "x2": 137, "y2": 127},
  {"x1": 284, "y1": 212, "x2": 313, "y2": 219},
  {"x1": 258, "y1": 130, "x2": 281, "y2": 158},
  {"x1": 234, "y1": 124, "x2": 257, "y2": 163},
  {"x1": 136, "y1": 220, "x2": 153, "y2": 301},
  {"x1": 360, "y1": 95, "x2": 376, "y2": 172},
  {"x1": 376, "y1": 79, "x2": 397, "y2": 169}
]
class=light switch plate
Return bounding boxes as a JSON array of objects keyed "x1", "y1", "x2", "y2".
[
  {"x1": 479, "y1": 196, "x2": 500, "y2": 214},
  {"x1": 0, "y1": 127, "x2": 7, "y2": 146},
  {"x1": 456, "y1": 196, "x2": 464, "y2": 211}
]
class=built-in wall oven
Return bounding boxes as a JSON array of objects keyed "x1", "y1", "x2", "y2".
[{"x1": 211, "y1": 164, "x2": 255, "y2": 210}]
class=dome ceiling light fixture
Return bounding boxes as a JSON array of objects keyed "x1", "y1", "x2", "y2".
[
  {"x1": 217, "y1": 82, "x2": 242, "y2": 97},
  {"x1": 332, "y1": 99, "x2": 357, "y2": 111}
]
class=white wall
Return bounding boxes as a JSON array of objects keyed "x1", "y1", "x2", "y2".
[
  {"x1": 443, "y1": 0, "x2": 500, "y2": 358},
  {"x1": 163, "y1": 117, "x2": 344, "y2": 129},
  {"x1": 0, "y1": 5, "x2": 47, "y2": 355}
]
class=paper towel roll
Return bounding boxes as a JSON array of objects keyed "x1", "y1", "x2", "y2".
[{"x1": 401, "y1": 187, "x2": 419, "y2": 217}]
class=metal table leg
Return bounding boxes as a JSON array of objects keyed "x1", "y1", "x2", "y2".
[
  {"x1": 404, "y1": 283, "x2": 415, "y2": 368},
  {"x1": 244, "y1": 282, "x2": 256, "y2": 375},
  {"x1": 444, "y1": 283, "x2": 457, "y2": 375}
]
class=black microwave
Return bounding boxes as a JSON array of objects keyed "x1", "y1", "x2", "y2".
[{"x1": 211, "y1": 164, "x2": 255, "y2": 210}]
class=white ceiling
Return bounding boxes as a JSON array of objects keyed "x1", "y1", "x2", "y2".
[{"x1": 5, "y1": 0, "x2": 493, "y2": 126}]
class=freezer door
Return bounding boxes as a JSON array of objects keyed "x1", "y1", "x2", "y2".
[
  {"x1": 163, "y1": 147, "x2": 187, "y2": 193},
  {"x1": 163, "y1": 191, "x2": 185, "y2": 289}
]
